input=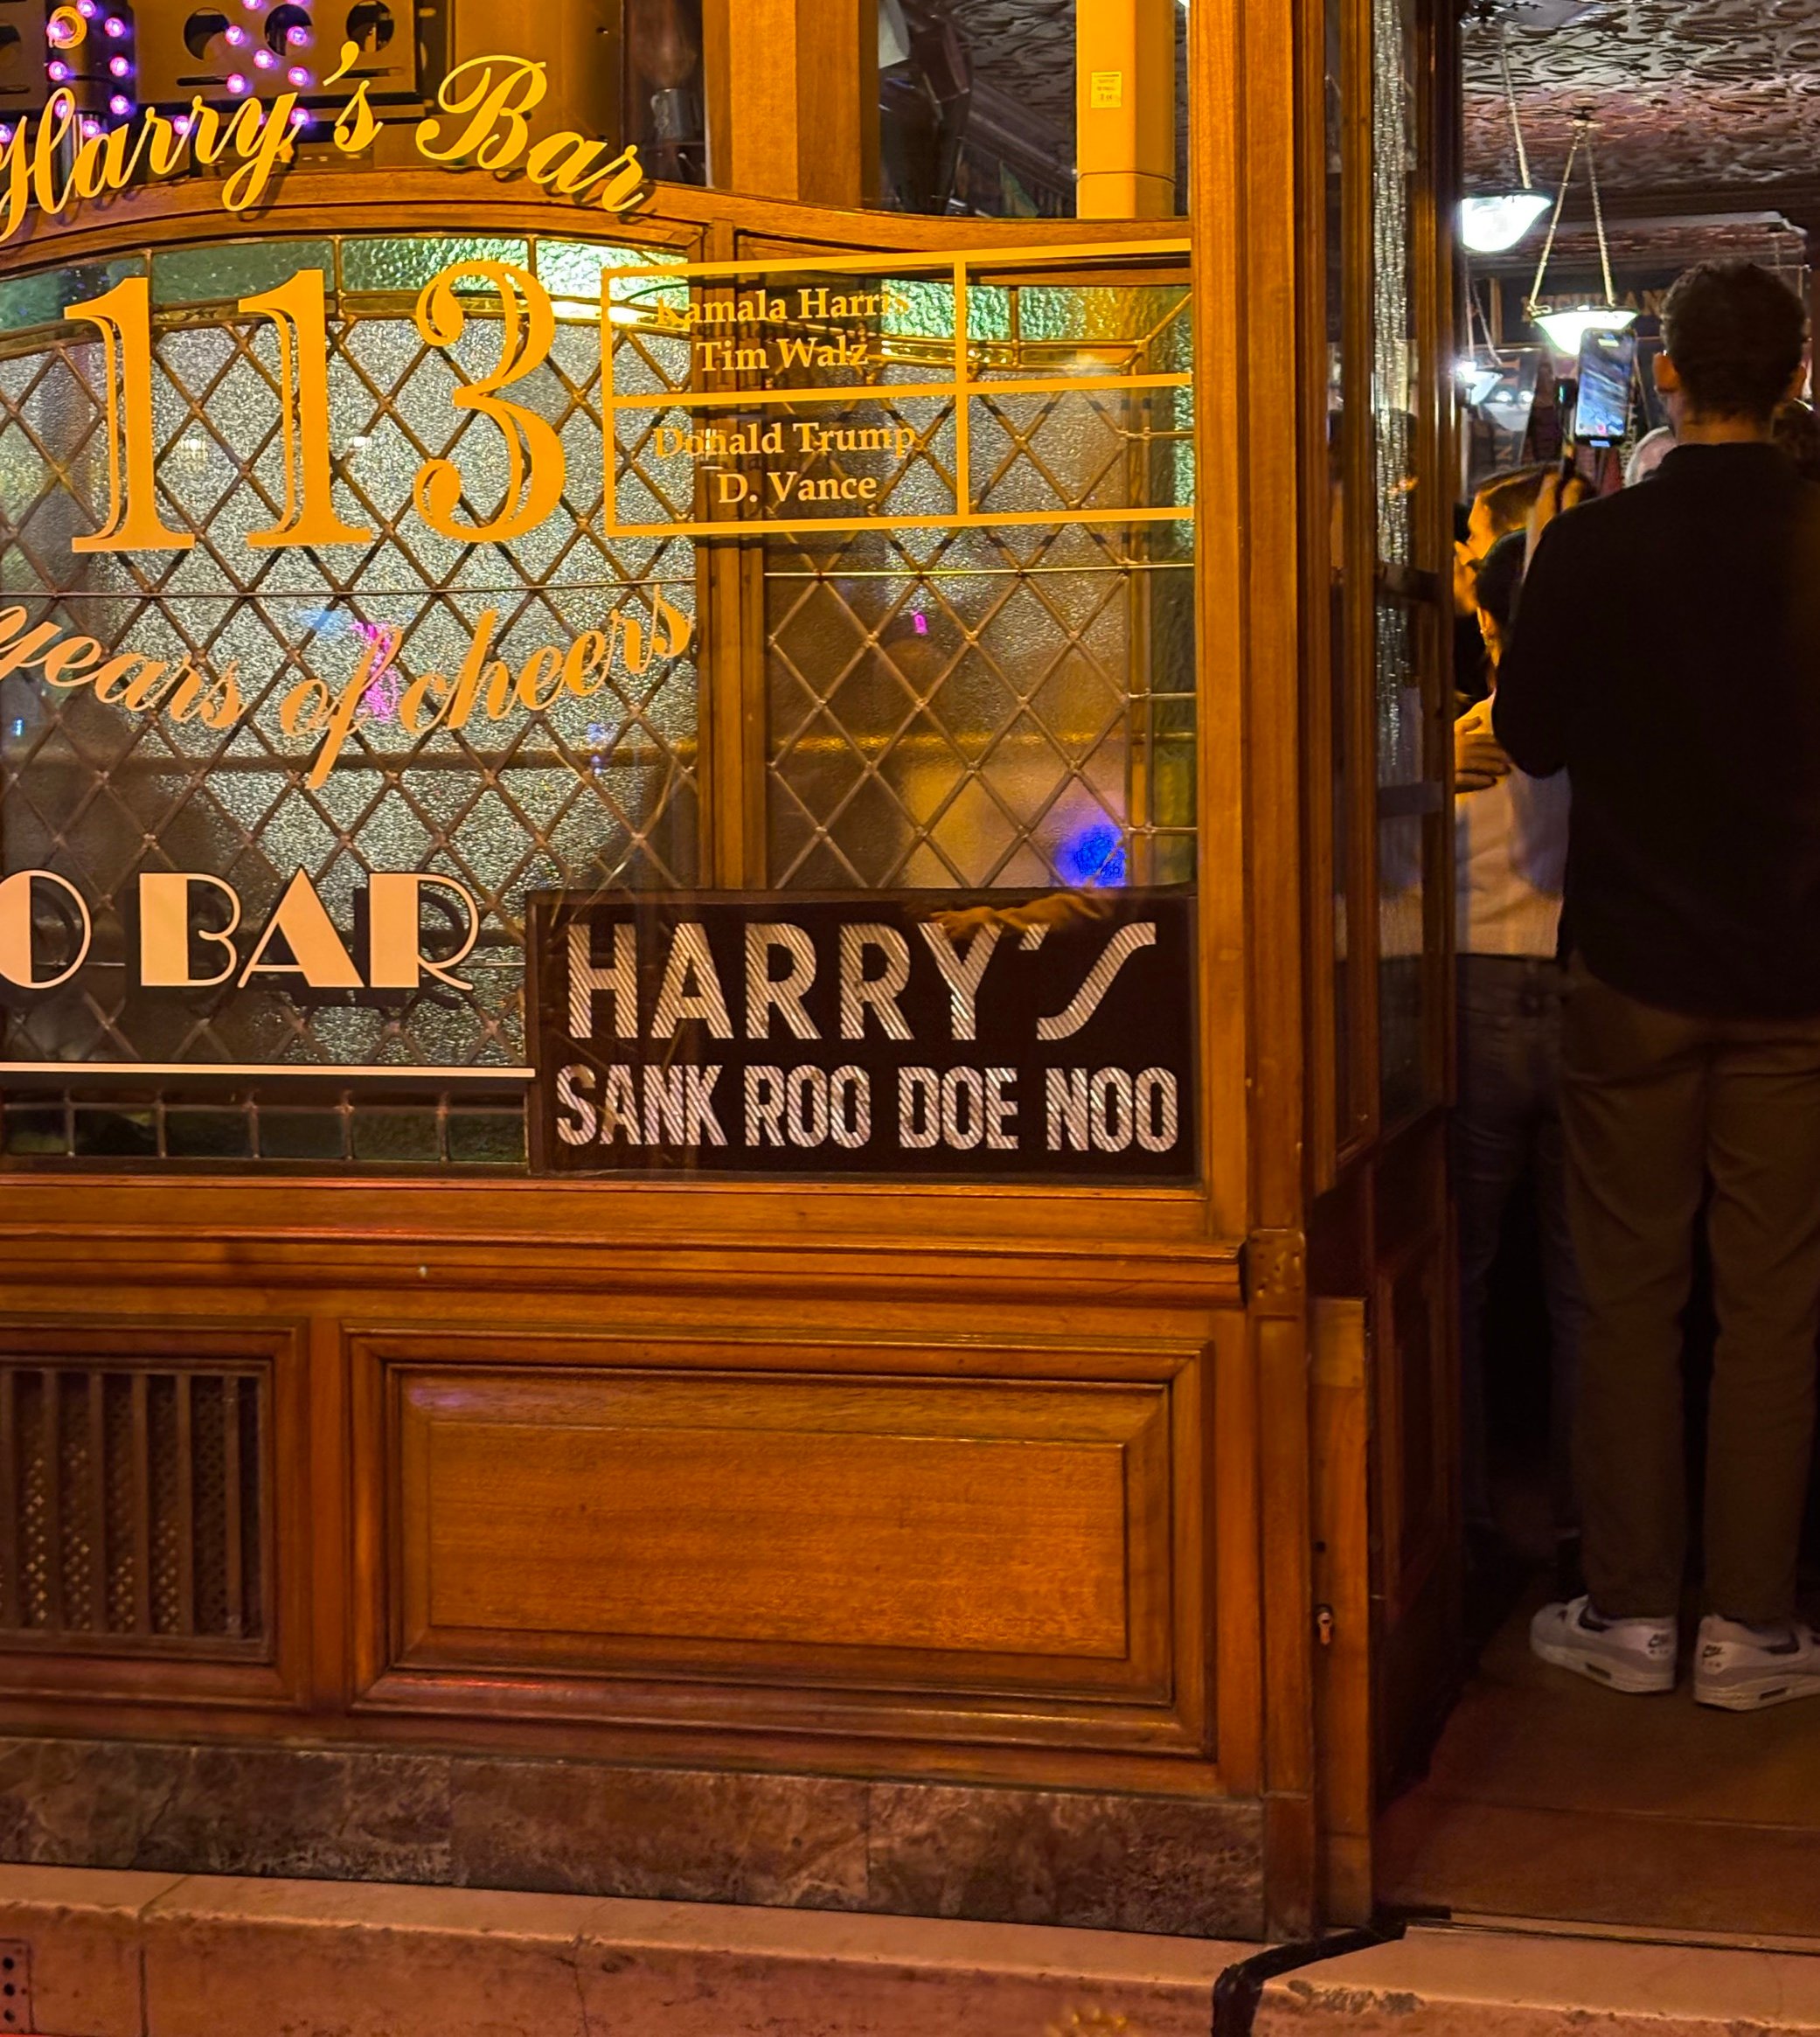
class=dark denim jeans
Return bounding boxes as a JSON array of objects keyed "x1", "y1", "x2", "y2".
[{"x1": 1455, "y1": 954, "x2": 1582, "y2": 1536}]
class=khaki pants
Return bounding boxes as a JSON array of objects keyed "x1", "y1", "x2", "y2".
[{"x1": 1562, "y1": 963, "x2": 1820, "y2": 1623}]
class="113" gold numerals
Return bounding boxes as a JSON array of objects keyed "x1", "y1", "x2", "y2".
[{"x1": 68, "y1": 258, "x2": 573, "y2": 554}]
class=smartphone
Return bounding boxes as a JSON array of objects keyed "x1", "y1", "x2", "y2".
[{"x1": 1575, "y1": 328, "x2": 1639, "y2": 447}]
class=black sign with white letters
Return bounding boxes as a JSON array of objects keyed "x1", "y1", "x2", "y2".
[{"x1": 527, "y1": 890, "x2": 1197, "y2": 1181}]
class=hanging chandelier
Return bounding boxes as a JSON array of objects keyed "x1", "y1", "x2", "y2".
[
  {"x1": 1525, "y1": 108, "x2": 1636, "y2": 354},
  {"x1": 1459, "y1": 27, "x2": 1551, "y2": 254}
]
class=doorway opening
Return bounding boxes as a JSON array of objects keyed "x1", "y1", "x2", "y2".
[{"x1": 1373, "y1": 0, "x2": 1820, "y2": 1939}]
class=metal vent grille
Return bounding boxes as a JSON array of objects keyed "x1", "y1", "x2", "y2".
[{"x1": 0, "y1": 1361, "x2": 267, "y2": 1652}]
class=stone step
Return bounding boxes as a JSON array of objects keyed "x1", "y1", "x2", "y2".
[
  {"x1": 19, "y1": 1860, "x2": 1820, "y2": 2036},
  {"x1": 1256, "y1": 1921, "x2": 1820, "y2": 2036},
  {"x1": 0, "y1": 1863, "x2": 1247, "y2": 2037}
]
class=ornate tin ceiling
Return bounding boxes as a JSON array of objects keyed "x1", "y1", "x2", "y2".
[
  {"x1": 1464, "y1": 1, "x2": 1820, "y2": 207},
  {"x1": 944, "y1": 0, "x2": 1076, "y2": 130}
]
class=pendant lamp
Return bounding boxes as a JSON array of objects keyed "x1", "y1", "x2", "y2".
[
  {"x1": 1460, "y1": 29, "x2": 1551, "y2": 254},
  {"x1": 1525, "y1": 108, "x2": 1636, "y2": 353}
]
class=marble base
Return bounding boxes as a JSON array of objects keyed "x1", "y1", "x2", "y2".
[{"x1": 0, "y1": 1735, "x2": 1266, "y2": 1942}]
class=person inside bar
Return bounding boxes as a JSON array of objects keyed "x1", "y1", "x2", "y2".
[
  {"x1": 1454, "y1": 530, "x2": 1580, "y2": 1612},
  {"x1": 1455, "y1": 467, "x2": 1566, "y2": 708},
  {"x1": 1495, "y1": 261, "x2": 1820, "y2": 1711}
]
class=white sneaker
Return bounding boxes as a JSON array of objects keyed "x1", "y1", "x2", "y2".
[
  {"x1": 1695, "y1": 1616, "x2": 1820, "y2": 1712},
  {"x1": 1530, "y1": 1596, "x2": 1677, "y2": 1694}
]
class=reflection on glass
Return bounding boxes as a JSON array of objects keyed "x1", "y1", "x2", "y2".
[
  {"x1": 880, "y1": 1, "x2": 1073, "y2": 216},
  {"x1": 623, "y1": 0, "x2": 706, "y2": 186},
  {"x1": 878, "y1": 0, "x2": 1186, "y2": 219}
]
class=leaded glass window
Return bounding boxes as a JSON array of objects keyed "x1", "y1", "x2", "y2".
[
  {"x1": 765, "y1": 275, "x2": 1194, "y2": 889},
  {"x1": 0, "y1": 232, "x2": 1197, "y2": 1173},
  {"x1": 0, "y1": 233, "x2": 697, "y2": 1164}
]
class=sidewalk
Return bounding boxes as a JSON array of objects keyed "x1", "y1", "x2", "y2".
[
  {"x1": 8, "y1": 1863, "x2": 1820, "y2": 2035},
  {"x1": 1256, "y1": 1921, "x2": 1820, "y2": 2037},
  {"x1": 0, "y1": 1863, "x2": 1244, "y2": 2037}
]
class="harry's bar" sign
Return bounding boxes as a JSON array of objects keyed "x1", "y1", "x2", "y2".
[{"x1": 528, "y1": 891, "x2": 1197, "y2": 1183}]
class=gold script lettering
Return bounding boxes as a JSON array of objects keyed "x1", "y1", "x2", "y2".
[
  {"x1": 563, "y1": 630, "x2": 609, "y2": 698},
  {"x1": 31, "y1": 89, "x2": 78, "y2": 217},
  {"x1": 0, "y1": 125, "x2": 30, "y2": 244},
  {"x1": 332, "y1": 79, "x2": 382, "y2": 155},
  {"x1": 0, "y1": 55, "x2": 644, "y2": 241},
  {"x1": 221, "y1": 93, "x2": 300, "y2": 212},
  {"x1": 71, "y1": 112, "x2": 157, "y2": 200},
  {"x1": 38, "y1": 636, "x2": 104, "y2": 686},
  {"x1": 521, "y1": 133, "x2": 644, "y2": 210},
  {"x1": 0, "y1": 602, "x2": 695, "y2": 779},
  {"x1": 413, "y1": 54, "x2": 546, "y2": 170}
]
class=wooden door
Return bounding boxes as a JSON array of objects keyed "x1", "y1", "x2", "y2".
[{"x1": 1302, "y1": 0, "x2": 1462, "y2": 1924}]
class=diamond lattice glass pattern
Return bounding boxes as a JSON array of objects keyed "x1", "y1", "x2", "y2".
[
  {"x1": 766, "y1": 273, "x2": 1194, "y2": 889},
  {"x1": 1372, "y1": 0, "x2": 1420, "y2": 568},
  {"x1": 0, "y1": 235, "x2": 698, "y2": 1153}
]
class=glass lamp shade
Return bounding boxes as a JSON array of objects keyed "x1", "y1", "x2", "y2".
[
  {"x1": 1532, "y1": 305, "x2": 1638, "y2": 355},
  {"x1": 1460, "y1": 191, "x2": 1552, "y2": 254}
]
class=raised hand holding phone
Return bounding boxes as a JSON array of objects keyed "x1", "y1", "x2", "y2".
[{"x1": 1526, "y1": 458, "x2": 1589, "y2": 562}]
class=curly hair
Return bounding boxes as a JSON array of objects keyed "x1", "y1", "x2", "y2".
[{"x1": 1663, "y1": 262, "x2": 1808, "y2": 424}]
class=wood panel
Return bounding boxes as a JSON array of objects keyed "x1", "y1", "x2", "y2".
[
  {"x1": 705, "y1": 0, "x2": 874, "y2": 207},
  {"x1": 1310, "y1": 1297, "x2": 1372, "y2": 1926},
  {"x1": 392, "y1": 1369, "x2": 1162, "y2": 1686},
  {"x1": 0, "y1": 1281, "x2": 1240, "y2": 1792},
  {"x1": 355, "y1": 1331, "x2": 1191, "y2": 1743},
  {"x1": 1372, "y1": 1216, "x2": 1450, "y2": 1631},
  {"x1": 1370, "y1": 1188, "x2": 1461, "y2": 1798}
]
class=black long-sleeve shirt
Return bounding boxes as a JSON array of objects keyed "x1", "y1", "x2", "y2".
[{"x1": 1494, "y1": 442, "x2": 1820, "y2": 1018}]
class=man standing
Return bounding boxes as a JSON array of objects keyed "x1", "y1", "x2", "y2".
[{"x1": 1495, "y1": 261, "x2": 1820, "y2": 1711}]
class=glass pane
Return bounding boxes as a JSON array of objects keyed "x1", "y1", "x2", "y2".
[
  {"x1": 1371, "y1": 0, "x2": 1440, "y2": 1127},
  {"x1": 1371, "y1": 0, "x2": 1420, "y2": 567},
  {"x1": 0, "y1": 233, "x2": 700, "y2": 1172},
  {"x1": 1324, "y1": 0, "x2": 1352, "y2": 1141},
  {"x1": 340, "y1": 236, "x2": 531, "y2": 294},
  {"x1": 624, "y1": 0, "x2": 707, "y2": 185},
  {"x1": 152, "y1": 241, "x2": 335, "y2": 308},
  {"x1": 878, "y1": 0, "x2": 1186, "y2": 219},
  {"x1": 1376, "y1": 601, "x2": 1427, "y2": 1123},
  {"x1": 762, "y1": 268, "x2": 1194, "y2": 890},
  {"x1": 0, "y1": 258, "x2": 144, "y2": 337}
]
